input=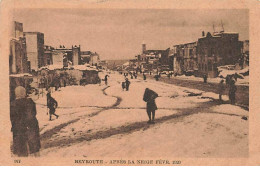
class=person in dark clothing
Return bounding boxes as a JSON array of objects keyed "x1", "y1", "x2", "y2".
[
  {"x1": 10, "y1": 86, "x2": 41, "y2": 157},
  {"x1": 47, "y1": 92, "x2": 59, "y2": 120},
  {"x1": 155, "y1": 74, "x2": 159, "y2": 81},
  {"x1": 143, "y1": 73, "x2": 146, "y2": 80},
  {"x1": 122, "y1": 82, "x2": 126, "y2": 91},
  {"x1": 104, "y1": 75, "x2": 109, "y2": 86},
  {"x1": 229, "y1": 80, "x2": 237, "y2": 105},
  {"x1": 218, "y1": 79, "x2": 225, "y2": 102},
  {"x1": 125, "y1": 78, "x2": 131, "y2": 91},
  {"x1": 143, "y1": 88, "x2": 159, "y2": 124},
  {"x1": 203, "y1": 74, "x2": 208, "y2": 83}
]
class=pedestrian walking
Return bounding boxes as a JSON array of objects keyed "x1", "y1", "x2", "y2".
[
  {"x1": 47, "y1": 92, "x2": 59, "y2": 120},
  {"x1": 218, "y1": 79, "x2": 225, "y2": 102},
  {"x1": 143, "y1": 88, "x2": 159, "y2": 124},
  {"x1": 203, "y1": 74, "x2": 208, "y2": 83},
  {"x1": 155, "y1": 74, "x2": 159, "y2": 81},
  {"x1": 122, "y1": 81, "x2": 126, "y2": 91},
  {"x1": 104, "y1": 75, "x2": 109, "y2": 86},
  {"x1": 10, "y1": 86, "x2": 41, "y2": 157},
  {"x1": 229, "y1": 80, "x2": 237, "y2": 105},
  {"x1": 143, "y1": 73, "x2": 146, "y2": 80},
  {"x1": 125, "y1": 78, "x2": 131, "y2": 91}
]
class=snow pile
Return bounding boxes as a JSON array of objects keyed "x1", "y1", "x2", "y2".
[
  {"x1": 9, "y1": 73, "x2": 33, "y2": 77},
  {"x1": 72, "y1": 65, "x2": 97, "y2": 71},
  {"x1": 218, "y1": 67, "x2": 249, "y2": 78}
]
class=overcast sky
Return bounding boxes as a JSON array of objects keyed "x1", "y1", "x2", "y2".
[{"x1": 14, "y1": 9, "x2": 249, "y2": 60}]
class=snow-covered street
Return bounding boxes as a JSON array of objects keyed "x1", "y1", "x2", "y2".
[{"x1": 33, "y1": 72, "x2": 248, "y2": 158}]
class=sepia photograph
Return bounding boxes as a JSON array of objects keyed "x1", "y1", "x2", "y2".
[{"x1": 0, "y1": 0, "x2": 259, "y2": 166}]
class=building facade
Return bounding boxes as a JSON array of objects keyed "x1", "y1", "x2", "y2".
[
  {"x1": 44, "y1": 45, "x2": 54, "y2": 66},
  {"x1": 183, "y1": 42, "x2": 198, "y2": 72},
  {"x1": 9, "y1": 21, "x2": 29, "y2": 74},
  {"x1": 197, "y1": 32, "x2": 242, "y2": 77},
  {"x1": 24, "y1": 32, "x2": 45, "y2": 71}
]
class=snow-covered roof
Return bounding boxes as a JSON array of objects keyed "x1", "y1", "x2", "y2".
[
  {"x1": 40, "y1": 65, "x2": 64, "y2": 70},
  {"x1": 72, "y1": 65, "x2": 97, "y2": 71},
  {"x1": 123, "y1": 62, "x2": 129, "y2": 66},
  {"x1": 9, "y1": 73, "x2": 33, "y2": 77},
  {"x1": 218, "y1": 67, "x2": 249, "y2": 78}
]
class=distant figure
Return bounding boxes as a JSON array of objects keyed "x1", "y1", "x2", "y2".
[
  {"x1": 143, "y1": 73, "x2": 146, "y2": 80},
  {"x1": 122, "y1": 81, "x2": 126, "y2": 91},
  {"x1": 229, "y1": 80, "x2": 237, "y2": 105},
  {"x1": 155, "y1": 74, "x2": 159, "y2": 81},
  {"x1": 167, "y1": 73, "x2": 171, "y2": 79},
  {"x1": 143, "y1": 88, "x2": 159, "y2": 124},
  {"x1": 125, "y1": 78, "x2": 131, "y2": 91},
  {"x1": 131, "y1": 75, "x2": 133, "y2": 79},
  {"x1": 218, "y1": 79, "x2": 225, "y2": 102},
  {"x1": 104, "y1": 75, "x2": 109, "y2": 85},
  {"x1": 47, "y1": 92, "x2": 59, "y2": 121},
  {"x1": 203, "y1": 74, "x2": 208, "y2": 83},
  {"x1": 10, "y1": 86, "x2": 41, "y2": 157},
  {"x1": 150, "y1": 72, "x2": 152, "y2": 75}
]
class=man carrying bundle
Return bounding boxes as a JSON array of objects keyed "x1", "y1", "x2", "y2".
[{"x1": 143, "y1": 88, "x2": 159, "y2": 124}]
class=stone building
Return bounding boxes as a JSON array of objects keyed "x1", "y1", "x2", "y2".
[
  {"x1": 183, "y1": 42, "x2": 198, "y2": 72},
  {"x1": 24, "y1": 32, "x2": 45, "y2": 71},
  {"x1": 44, "y1": 45, "x2": 54, "y2": 66},
  {"x1": 9, "y1": 21, "x2": 29, "y2": 74},
  {"x1": 197, "y1": 31, "x2": 242, "y2": 77},
  {"x1": 54, "y1": 45, "x2": 81, "y2": 67},
  {"x1": 173, "y1": 44, "x2": 184, "y2": 75}
]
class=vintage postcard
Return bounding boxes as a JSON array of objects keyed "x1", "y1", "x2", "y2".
[{"x1": 0, "y1": 0, "x2": 260, "y2": 166}]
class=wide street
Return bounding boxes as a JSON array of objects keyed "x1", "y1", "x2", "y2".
[{"x1": 33, "y1": 71, "x2": 248, "y2": 158}]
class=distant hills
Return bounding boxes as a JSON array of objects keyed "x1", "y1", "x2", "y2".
[{"x1": 104, "y1": 59, "x2": 130, "y2": 69}]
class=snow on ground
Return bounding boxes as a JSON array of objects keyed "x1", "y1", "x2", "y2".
[
  {"x1": 35, "y1": 85, "x2": 116, "y2": 108},
  {"x1": 34, "y1": 71, "x2": 248, "y2": 158},
  {"x1": 52, "y1": 109, "x2": 180, "y2": 140},
  {"x1": 211, "y1": 104, "x2": 248, "y2": 117},
  {"x1": 33, "y1": 83, "x2": 116, "y2": 135},
  {"x1": 172, "y1": 74, "x2": 249, "y2": 86},
  {"x1": 41, "y1": 113, "x2": 248, "y2": 158}
]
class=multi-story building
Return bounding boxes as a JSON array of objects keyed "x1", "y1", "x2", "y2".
[
  {"x1": 173, "y1": 44, "x2": 184, "y2": 74},
  {"x1": 81, "y1": 51, "x2": 100, "y2": 66},
  {"x1": 81, "y1": 51, "x2": 92, "y2": 64},
  {"x1": 43, "y1": 45, "x2": 54, "y2": 66},
  {"x1": 138, "y1": 44, "x2": 165, "y2": 71},
  {"x1": 197, "y1": 31, "x2": 242, "y2": 77},
  {"x1": 54, "y1": 45, "x2": 81, "y2": 66},
  {"x1": 89, "y1": 52, "x2": 100, "y2": 66},
  {"x1": 24, "y1": 32, "x2": 45, "y2": 71},
  {"x1": 183, "y1": 42, "x2": 198, "y2": 72},
  {"x1": 9, "y1": 21, "x2": 29, "y2": 74},
  {"x1": 52, "y1": 50, "x2": 66, "y2": 67}
]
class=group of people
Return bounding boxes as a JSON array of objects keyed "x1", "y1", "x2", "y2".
[
  {"x1": 219, "y1": 78, "x2": 237, "y2": 105},
  {"x1": 122, "y1": 78, "x2": 131, "y2": 91}
]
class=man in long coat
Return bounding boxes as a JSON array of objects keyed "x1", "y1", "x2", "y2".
[
  {"x1": 10, "y1": 86, "x2": 41, "y2": 157},
  {"x1": 143, "y1": 88, "x2": 159, "y2": 124}
]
